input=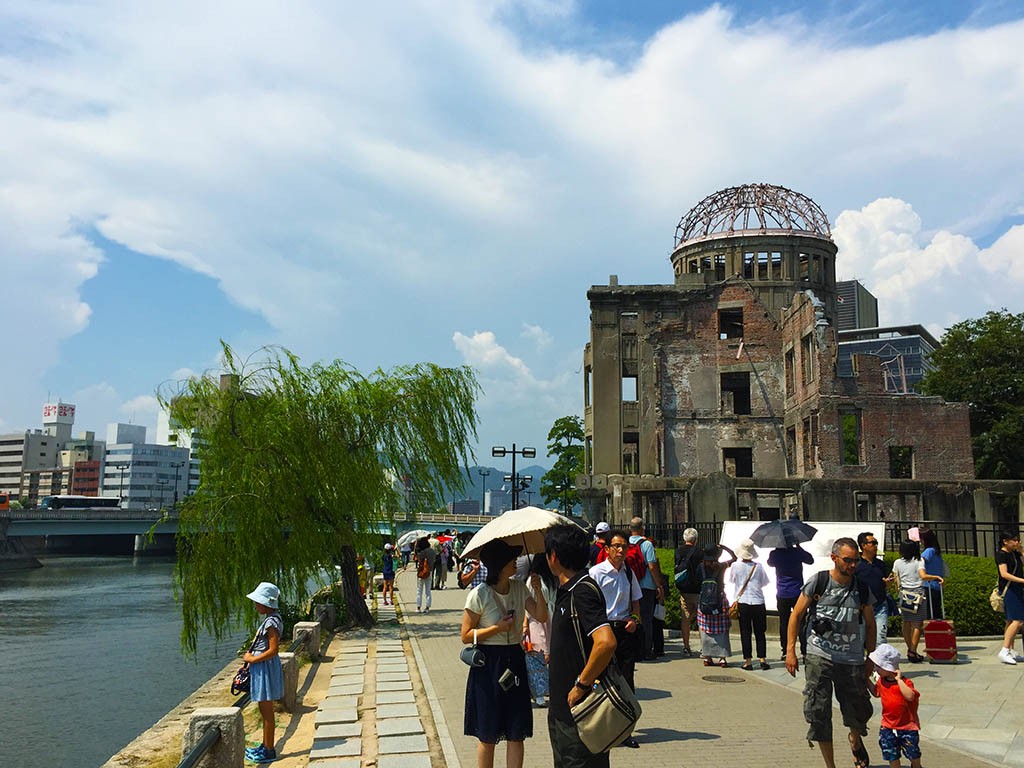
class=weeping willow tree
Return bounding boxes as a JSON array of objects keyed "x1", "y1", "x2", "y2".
[{"x1": 160, "y1": 343, "x2": 479, "y2": 653}]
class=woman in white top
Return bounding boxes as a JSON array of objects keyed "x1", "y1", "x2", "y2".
[
  {"x1": 728, "y1": 539, "x2": 771, "y2": 670},
  {"x1": 892, "y1": 538, "x2": 943, "y2": 662},
  {"x1": 460, "y1": 539, "x2": 548, "y2": 768}
]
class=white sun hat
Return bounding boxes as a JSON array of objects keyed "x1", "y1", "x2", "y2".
[{"x1": 246, "y1": 581, "x2": 280, "y2": 609}]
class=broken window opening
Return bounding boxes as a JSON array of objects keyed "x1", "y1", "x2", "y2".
[
  {"x1": 743, "y1": 252, "x2": 755, "y2": 279},
  {"x1": 785, "y1": 349, "x2": 795, "y2": 397},
  {"x1": 720, "y1": 372, "x2": 752, "y2": 415},
  {"x1": 719, "y1": 308, "x2": 743, "y2": 340},
  {"x1": 798, "y1": 253, "x2": 810, "y2": 282},
  {"x1": 723, "y1": 447, "x2": 753, "y2": 478},
  {"x1": 801, "y1": 334, "x2": 815, "y2": 385},
  {"x1": 756, "y1": 252, "x2": 770, "y2": 280},
  {"x1": 889, "y1": 446, "x2": 914, "y2": 479},
  {"x1": 621, "y1": 375, "x2": 638, "y2": 402},
  {"x1": 584, "y1": 366, "x2": 592, "y2": 407},
  {"x1": 770, "y1": 252, "x2": 783, "y2": 280},
  {"x1": 840, "y1": 410, "x2": 862, "y2": 466},
  {"x1": 786, "y1": 426, "x2": 796, "y2": 476},
  {"x1": 622, "y1": 432, "x2": 639, "y2": 475}
]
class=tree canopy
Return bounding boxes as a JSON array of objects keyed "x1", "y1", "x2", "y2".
[
  {"x1": 539, "y1": 415, "x2": 584, "y2": 514},
  {"x1": 161, "y1": 344, "x2": 479, "y2": 652},
  {"x1": 919, "y1": 309, "x2": 1024, "y2": 479}
]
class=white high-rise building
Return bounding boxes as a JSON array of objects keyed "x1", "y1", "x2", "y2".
[{"x1": 103, "y1": 423, "x2": 189, "y2": 510}]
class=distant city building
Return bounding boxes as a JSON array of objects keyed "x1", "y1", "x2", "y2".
[
  {"x1": 447, "y1": 499, "x2": 480, "y2": 515},
  {"x1": 103, "y1": 424, "x2": 189, "y2": 510},
  {"x1": 486, "y1": 486, "x2": 513, "y2": 515},
  {"x1": 835, "y1": 280, "x2": 879, "y2": 331},
  {"x1": 837, "y1": 325, "x2": 940, "y2": 393},
  {"x1": 0, "y1": 431, "x2": 60, "y2": 502},
  {"x1": 156, "y1": 408, "x2": 201, "y2": 498}
]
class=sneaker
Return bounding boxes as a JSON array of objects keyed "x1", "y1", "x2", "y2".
[
  {"x1": 246, "y1": 744, "x2": 277, "y2": 763},
  {"x1": 998, "y1": 648, "x2": 1017, "y2": 665}
]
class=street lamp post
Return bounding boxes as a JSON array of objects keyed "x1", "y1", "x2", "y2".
[
  {"x1": 492, "y1": 443, "x2": 536, "y2": 509},
  {"x1": 477, "y1": 468, "x2": 490, "y2": 514},
  {"x1": 172, "y1": 461, "x2": 184, "y2": 506}
]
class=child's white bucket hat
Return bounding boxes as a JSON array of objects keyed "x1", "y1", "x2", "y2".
[
  {"x1": 869, "y1": 643, "x2": 901, "y2": 672},
  {"x1": 246, "y1": 581, "x2": 280, "y2": 608}
]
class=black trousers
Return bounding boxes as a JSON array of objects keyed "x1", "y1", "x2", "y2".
[
  {"x1": 738, "y1": 602, "x2": 768, "y2": 660},
  {"x1": 777, "y1": 596, "x2": 807, "y2": 656},
  {"x1": 549, "y1": 714, "x2": 610, "y2": 768},
  {"x1": 610, "y1": 623, "x2": 639, "y2": 693},
  {"x1": 637, "y1": 588, "x2": 656, "y2": 659}
]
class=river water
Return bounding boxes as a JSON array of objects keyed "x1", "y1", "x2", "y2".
[{"x1": 2, "y1": 556, "x2": 242, "y2": 768}]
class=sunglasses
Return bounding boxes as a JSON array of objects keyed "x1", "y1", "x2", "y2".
[{"x1": 836, "y1": 556, "x2": 859, "y2": 564}]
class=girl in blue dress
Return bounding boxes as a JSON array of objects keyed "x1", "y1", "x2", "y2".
[{"x1": 244, "y1": 582, "x2": 284, "y2": 764}]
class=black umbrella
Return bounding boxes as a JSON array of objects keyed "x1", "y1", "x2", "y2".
[{"x1": 750, "y1": 519, "x2": 818, "y2": 549}]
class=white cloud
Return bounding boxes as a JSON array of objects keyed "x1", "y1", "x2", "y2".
[
  {"x1": 833, "y1": 198, "x2": 1024, "y2": 330},
  {"x1": 453, "y1": 331, "x2": 532, "y2": 377},
  {"x1": 521, "y1": 323, "x2": 554, "y2": 350}
]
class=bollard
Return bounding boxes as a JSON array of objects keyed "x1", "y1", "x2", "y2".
[
  {"x1": 278, "y1": 652, "x2": 299, "y2": 712},
  {"x1": 313, "y1": 602, "x2": 336, "y2": 630},
  {"x1": 181, "y1": 707, "x2": 244, "y2": 768},
  {"x1": 292, "y1": 620, "x2": 321, "y2": 660}
]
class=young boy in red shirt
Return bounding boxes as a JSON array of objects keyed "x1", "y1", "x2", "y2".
[{"x1": 868, "y1": 643, "x2": 922, "y2": 768}]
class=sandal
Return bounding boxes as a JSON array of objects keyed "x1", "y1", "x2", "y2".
[
  {"x1": 718, "y1": 658, "x2": 728, "y2": 668},
  {"x1": 703, "y1": 657, "x2": 713, "y2": 667},
  {"x1": 851, "y1": 736, "x2": 870, "y2": 768},
  {"x1": 741, "y1": 661, "x2": 753, "y2": 671},
  {"x1": 682, "y1": 647, "x2": 693, "y2": 657}
]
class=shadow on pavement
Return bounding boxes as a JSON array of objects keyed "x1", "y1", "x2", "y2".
[
  {"x1": 636, "y1": 727, "x2": 720, "y2": 743},
  {"x1": 636, "y1": 688, "x2": 672, "y2": 701}
]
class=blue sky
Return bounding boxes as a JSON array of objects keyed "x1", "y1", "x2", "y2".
[{"x1": 1, "y1": 1, "x2": 1023, "y2": 464}]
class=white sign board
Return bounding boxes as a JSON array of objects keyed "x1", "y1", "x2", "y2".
[
  {"x1": 718, "y1": 520, "x2": 886, "y2": 612},
  {"x1": 42, "y1": 402, "x2": 76, "y2": 424}
]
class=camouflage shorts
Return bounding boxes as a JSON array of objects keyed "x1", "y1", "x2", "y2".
[{"x1": 802, "y1": 654, "x2": 873, "y2": 743}]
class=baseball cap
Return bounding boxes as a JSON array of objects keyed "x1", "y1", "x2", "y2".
[{"x1": 595, "y1": 521, "x2": 610, "y2": 533}]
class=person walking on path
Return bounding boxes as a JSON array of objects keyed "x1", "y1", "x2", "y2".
[
  {"x1": 674, "y1": 527, "x2": 703, "y2": 657},
  {"x1": 769, "y1": 538, "x2": 814, "y2": 661},
  {"x1": 544, "y1": 523, "x2": 617, "y2": 768},
  {"x1": 856, "y1": 531, "x2": 894, "y2": 648},
  {"x1": 919, "y1": 528, "x2": 946, "y2": 619},
  {"x1": 995, "y1": 531, "x2": 1024, "y2": 664},
  {"x1": 729, "y1": 539, "x2": 771, "y2": 671},
  {"x1": 414, "y1": 536, "x2": 436, "y2": 613},
  {"x1": 243, "y1": 582, "x2": 284, "y2": 764},
  {"x1": 697, "y1": 543, "x2": 736, "y2": 667},
  {"x1": 589, "y1": 529, "x2": 642, "y2": 748},
  {"x1": 868, "y1": 643, "x2": 923, "y2": 768},
  {"x1": 381, "y1": 543, "x2": 396, "y2": 606},
  {"x1": 629, "y1": 517, "x2": 665, "y2": 661},
  {"x1": 786, "y1": 537, "x2": 877, "y2": 768},
  {"x1": 461, "y1": 539, "x2": 548, "y2": 768}
]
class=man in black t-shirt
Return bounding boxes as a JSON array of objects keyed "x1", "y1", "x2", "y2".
[
  {"x1": 855, "y1": 531, "x2": 893, "y2": 648},
  {"x1": 545, "y1": 523, "x2": 616, "y2": 768}
]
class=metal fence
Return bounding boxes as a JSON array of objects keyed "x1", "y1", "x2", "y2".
[{"x1": 646, "y1": 519, "x2": 1006, "y2": 558}]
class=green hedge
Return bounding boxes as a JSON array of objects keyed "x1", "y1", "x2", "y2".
[{"x1": 657, "y1": 548, "x2": 1006, "y2": 637}]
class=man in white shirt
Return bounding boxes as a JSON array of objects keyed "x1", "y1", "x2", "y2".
[{"x1": 589, "y1": 529, "x2": 642, "y2": 749}]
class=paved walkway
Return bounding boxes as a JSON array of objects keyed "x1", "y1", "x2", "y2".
[{"x1": 275, "y1": 569, "x2": 1024, "y2": 767}]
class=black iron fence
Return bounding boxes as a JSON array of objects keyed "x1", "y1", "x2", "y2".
[{"x1": 646, "y1": 520, "x2": 1008, "y2": 558}]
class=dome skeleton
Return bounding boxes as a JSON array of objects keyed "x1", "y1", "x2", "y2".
[{"x1": 674, "y1": 183, "x2": 832, "y2": 248}]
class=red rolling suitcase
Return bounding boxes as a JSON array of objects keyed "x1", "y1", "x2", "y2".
[{"x1": 923, "y1": 585, "x2": 957, "y2": 664}]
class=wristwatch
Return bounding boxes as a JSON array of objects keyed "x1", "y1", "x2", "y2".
[{"x1": 574, "y1": 677, "x2": 595, "y2": 690}]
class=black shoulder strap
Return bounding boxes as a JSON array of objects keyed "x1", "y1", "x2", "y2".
[{"x1": 812, "y1": 570, "x2": 829, "y2": 601}]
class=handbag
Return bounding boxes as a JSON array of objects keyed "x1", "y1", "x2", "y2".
[
  {"x1": 991, "y1": 582, "x2": 1009, "y2": 612},
  {"x1": 569, "y1": 581, "x2": 642, "y2": 754},
  {"x1": 416, "y1": 554, "x2": 430, "y2": 579},
  {"x1": 460, "y1": 628, "x2": 485, "y2": 667},
  {"x1": 653, "y1": 603, "x2": 666, "y2": 622},
  {"x1": 899, "y1": 588, "x2": 923, "y2": 613},
  {"x1": 729, "y1": 562, "x2": 758, "y2": 620},
  {"x1": 230, "y1": 627, "x2": 261, "y2": 695}
]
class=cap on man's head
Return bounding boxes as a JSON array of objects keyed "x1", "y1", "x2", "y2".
[
  {"x1": 869, "y1": 643, "x2": 901, "y2": 672},
  {"x1": 595, "y1": 521, "x2": 610, "y2": 534}
]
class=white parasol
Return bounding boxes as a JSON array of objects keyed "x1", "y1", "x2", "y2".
[
  {"x1": 462, "y1": 506, "x2": 583, "y2": 559},
  {"x1": 396, "y1": 529, "x2": 431, "y2": 548}
]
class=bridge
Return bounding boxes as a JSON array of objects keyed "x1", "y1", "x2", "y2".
[{"x1": 0, "y1": 508, "x2": 494, "y2": 557}]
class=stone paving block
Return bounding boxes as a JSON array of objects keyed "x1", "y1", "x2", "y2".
[
  {"x1": 376, "y1": 690, "x2": 415, "y2": 704},
  {"x1": 329, "y1": 674, "x2": 363, "y2": 687},
  {"x1": 337, "y1": 647, "x2": 368, "y2": 655},
  {"x1": 315, "y1": 722, "x2": 363, "y2": 739},
  {"x1": 314, "y1": 708, "x2": 358, "y2": 725},
  {"x1": 376, "y1": 680, "x2": 413, "y2": 691},
  {"x1": 377, "y1": 754, "x2": 432, "y2": 768},
  {"x1": 308, "y1": 759, "x2": 360, "y2": 768},
  {"x1": 376, "y1": 672, "x2": 411, "y2": 682},
  {"x1": 378, "y1": 734, "x2": 429, "y2": 754},
  {"x1": 319, "y1": 695, "x2": 360, "y2": 710},
  {"x1": 335, "y1": 657, "x2": 365, "y2": 667},
  {"x1": 377, "y1": 665, "x2": 409, "y2": 674},
  {"x1": 377, "y1": 716, "x2": 425, "y2": 737},
  {"x1": 376, "y1": 703, "x2": 420, "y2": 719},
  {"x1": 327, "y1": 688, "x2": 364, "y2": 700},
  {"x1": 309, "y1": 737, "x2": 362, "y2": 759}
]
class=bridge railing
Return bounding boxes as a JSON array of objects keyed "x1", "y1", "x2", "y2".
[{"x1": 2, "y1": 508, "x2": 179, "y2": 521}]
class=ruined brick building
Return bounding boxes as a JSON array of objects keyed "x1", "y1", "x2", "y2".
[{"x1": 577, "y1": 184, "x2": 1020, "y2": 527}]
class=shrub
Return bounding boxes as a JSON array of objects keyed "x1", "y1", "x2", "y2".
[
  {"x1": 886, "y1": 551, "x2": 1005, "y2": 637},
  {"x1": 658, "y1": 547, "x2": 1005, "y2": 637}
]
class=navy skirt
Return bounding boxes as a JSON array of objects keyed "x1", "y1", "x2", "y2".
[
  {"x1": 1005, "y1": 583, "x2": 1024, "y2": 622},
  {"x1": 464, "y1": 643, "x2": 532, "y2": 744}
]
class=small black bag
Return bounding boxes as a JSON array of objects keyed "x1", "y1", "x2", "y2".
[
  {"x1": 231, "y1": 627, "x2": 261, "y2": 695},
  {"x1": 460, "y1": 628, "x2": 485, "y2": 667}
]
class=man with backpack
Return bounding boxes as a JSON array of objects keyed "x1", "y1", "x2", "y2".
[
  {"x1": 674, "y1": 528, "x2": 702, "y2": 657},
  {"x1": 629, "y1": 517, "x2": 666, "y2": 662},
  {"x1": 786, "y1": 537, "x2": 877, "y2": 768}
]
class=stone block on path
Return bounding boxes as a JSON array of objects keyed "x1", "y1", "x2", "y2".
[
  {"x1": 376, "y1": 691, "x2": 415, "y2": 704},
  {"x1": 377, "y1": 754, "x2": 432, "y2": 768},
  {"x1": 327, "y1": 683, "x2": 363, "y2": 696},
  {"x1": 377, "y1": 717, "x2": 425, "y2": 737},
  {"x1": 307, "y1": 759, "x2": 359, "y2": 768},
  {"x1": 378, "y1": 734, "x2": 429, "y2": 754},
  {"x1": 310, "y1": 737, "x2": 362, "y2": 759},
  {"x1": 315, "y1": 708, "x2": 358, "y2": 725},
  {"x1": 376, "y1": 680, "x2": 413, "y2": 691},
  {"x1": 315, "y1": 722, "x2": 362, "y2": 739},
  {"x1": 376, "y1": 703, "x2": 419, "y2": 719},
  {"x1": 376, "y1": 672, "x2": 411, "y2": 683},
  {"x1": 319, "y1": 695, "x2": 359, "y2": 710}
]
